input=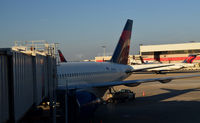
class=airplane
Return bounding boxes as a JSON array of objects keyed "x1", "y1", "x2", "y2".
[
  {"x1": 57, "y1": 19, "x2": 200, "y2": 119},
  {"x1": 58, "y1": 49, "x2": 67, "y2": 62},
  {"x1": 57, "y1": 50, "x2": 175, "y2": 72},
  {"x1": 131, "y1": 55, "x2": 197, "y2": 74}
]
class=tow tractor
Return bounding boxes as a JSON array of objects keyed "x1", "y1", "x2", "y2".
[{"x1": 106, "y1": 88, "x2": 135, "y2": 103}]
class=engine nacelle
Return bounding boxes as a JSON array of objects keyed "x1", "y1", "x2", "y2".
[
  {"x1": 76, "y1": 91, "x2": 100, "y2": 116},
  {"x1": 159, "y1": 79, "x2": 172, "y2": 83},
  {"x1": 124, "y1": 83, "x2": 141, "y2": 87},
  {"x1": 56, "y1": 90, "x2": 100, "y2": 122}
]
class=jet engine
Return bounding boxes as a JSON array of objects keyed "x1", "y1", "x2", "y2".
[
  {"x1": 159, "y1": 79, "x2": 172, "y2": 83},
  {"x1": 75, "y1": 91, "x2": 100, "y2": 116},
  {"x1": 124, "y1": 83, "x2": 141, "y2": 87},
  {"x1": 57, "y1": 90, "x2": 100, "y2": 122}
]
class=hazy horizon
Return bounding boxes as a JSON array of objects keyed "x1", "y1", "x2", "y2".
[{"x1": 1, "y1": 0, "x2": 200, "y2": 61}]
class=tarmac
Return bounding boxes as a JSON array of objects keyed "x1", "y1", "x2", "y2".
[
  {"x1": 81, "y1": 71, "x2": 200, "y2": 123},
  {"x1": 21, "y1": 71, "x2": 200, "y2": 123}
]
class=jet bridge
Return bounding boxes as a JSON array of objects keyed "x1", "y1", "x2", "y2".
[{"x1": 0, "y1": 41, "x2": 57, "y2": 123}]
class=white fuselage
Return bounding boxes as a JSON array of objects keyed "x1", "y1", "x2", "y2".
[
  {"x1": 131, "y1": 63, "x2": 194, "y2": 72},
  {"x1": 57, "y1": 62, "x2": 132, "y2": 96}
]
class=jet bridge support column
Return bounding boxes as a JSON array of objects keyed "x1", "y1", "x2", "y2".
[
  {"x1": 65, "y1": 90, "x2": 68, "y2": 123},
  {"x1": 50, "y1": 98, "x2": 56, "y2": 123},
  {"x1": 57, "y1": 89, "x2": 78, "y2": 123},
  {"x1": 56, "y1": 89, "x2": 68, "y2": 123},
  {"x1": 66, "y1": 90, "x2": 78, "y2": 123}
]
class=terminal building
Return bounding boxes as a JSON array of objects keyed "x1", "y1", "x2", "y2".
[
  {"x1": 95, "y1": 56, "x2": 112, "y2": 62},
  {"x1": 95, "y1": 55, "x2": 137, "y2": 65},
  {"x1": 94, "y1": 42, "x2": 200, "y2": 66},
  {"x1": 140, "y1": 42, "x2": 200, "y2": 63}
]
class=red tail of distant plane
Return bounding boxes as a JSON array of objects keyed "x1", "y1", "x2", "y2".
[
  {"x1": 182, "y1": 55, "x2": 197, "y2": 63},
  {"x1": 110, "y1": 19, "x2": 133, "y2": 65},
  {"x1": 58, "y1": 50, "x2": 67, "y2": 62},
  {"x1": 139, "y1": 56, "x2": 145, "y2": 64}
]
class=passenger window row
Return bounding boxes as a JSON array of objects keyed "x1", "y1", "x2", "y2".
[{"x1": 57, "y1": 71, "x2": 109, "y2": 78}]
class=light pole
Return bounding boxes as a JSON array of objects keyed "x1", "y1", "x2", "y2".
[{"x1": 101, "y1": 45, "x2": 106, "y2": 61}]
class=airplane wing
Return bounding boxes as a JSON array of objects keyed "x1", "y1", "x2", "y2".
[
  {"x1": 58, "y1": 74, "x2": 200, "y2": 90},
  {"x1": 128, "y1": 64, "x2": 175, "y2": 73}
]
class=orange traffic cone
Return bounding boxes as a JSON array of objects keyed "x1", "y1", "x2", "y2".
[{"x1": 142, "y1": 91, "x2": 145, "y2": 96}]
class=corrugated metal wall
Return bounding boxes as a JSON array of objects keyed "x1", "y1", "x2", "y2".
[
  {"x1": 34, "y1": 55, "x2": 47, "y2": 104},
  {"x1": 0, "y1": 48, "x2": 57, "y2": 122},
  {"x1": 47, "y1": 55, "x2": 57, "y2": 99},
  {"x1": 13, "y1": 52, "x2": 34, "y2": 121},
  {"x1": 0, "y1": 55, "x2": 9, "y2": 123},
  {"x1": 34, "y1": 54, "x2": 55, "y2": 104}
]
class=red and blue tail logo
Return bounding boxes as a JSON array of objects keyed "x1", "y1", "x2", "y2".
[
  {"x1": 58, "y1": 50, "x2": 67, "y2": 62},
  {"x1": 183, "y1": 55, "x2": 197, "y2": 63},
  {"x1": 110, "y1": 19, "x2": 133, "y2": 65}
]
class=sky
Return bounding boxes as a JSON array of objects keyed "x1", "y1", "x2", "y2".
[{"x1": 1, "y1": 0, "x2": 200, "y2": 61}]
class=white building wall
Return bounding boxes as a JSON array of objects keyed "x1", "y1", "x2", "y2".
[{"x1": 140, "y1": 42, "x2": 200, "y2": 53}]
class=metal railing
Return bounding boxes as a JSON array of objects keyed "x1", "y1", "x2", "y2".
[{"x1": 12, "y1": 40, "x2": 58, "y2": 57}]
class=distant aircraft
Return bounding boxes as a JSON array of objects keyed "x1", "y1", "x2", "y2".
[
  {"x1": 58, "y1": 49, "x2": 67, "y2": 62},
  {"x1": 57, "y1": 19, "x2": 200, "y2": 116},
  {"x1": 131, "y1": 55, "x2": 197, "y2": 74}
]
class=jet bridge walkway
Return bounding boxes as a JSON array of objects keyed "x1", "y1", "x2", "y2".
[{"x1": 0, "y1": 41, "x2": 57, "y2": 123}]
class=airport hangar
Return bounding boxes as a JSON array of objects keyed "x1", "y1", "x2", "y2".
[{"x1": 95, "y1": 42, "x2": 200, "y2": 65}]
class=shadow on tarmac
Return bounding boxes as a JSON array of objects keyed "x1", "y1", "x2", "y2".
[
  {"x1": 135, "y1": 87, "x2": 200, "y2": 105},
  {"x1": 79, "y1": 87, "x2": 200, "y2": 123},
  {"x1": 134, "y1": 70, "x2": 200, "y2": 74}
]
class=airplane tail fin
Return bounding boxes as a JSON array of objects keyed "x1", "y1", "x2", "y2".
[
  {"x1": 182, "y1": 54, "x2": 197, "y2": 63},
  {"x1": 139, "y1": 56, "x2": 145, "y2": 64},
  {"x1": 110, "y1": 19, "x2": 133, "y2": 65},
  {"x1": 58, "y1": 50, "x2": 67, "y2": 62}
]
